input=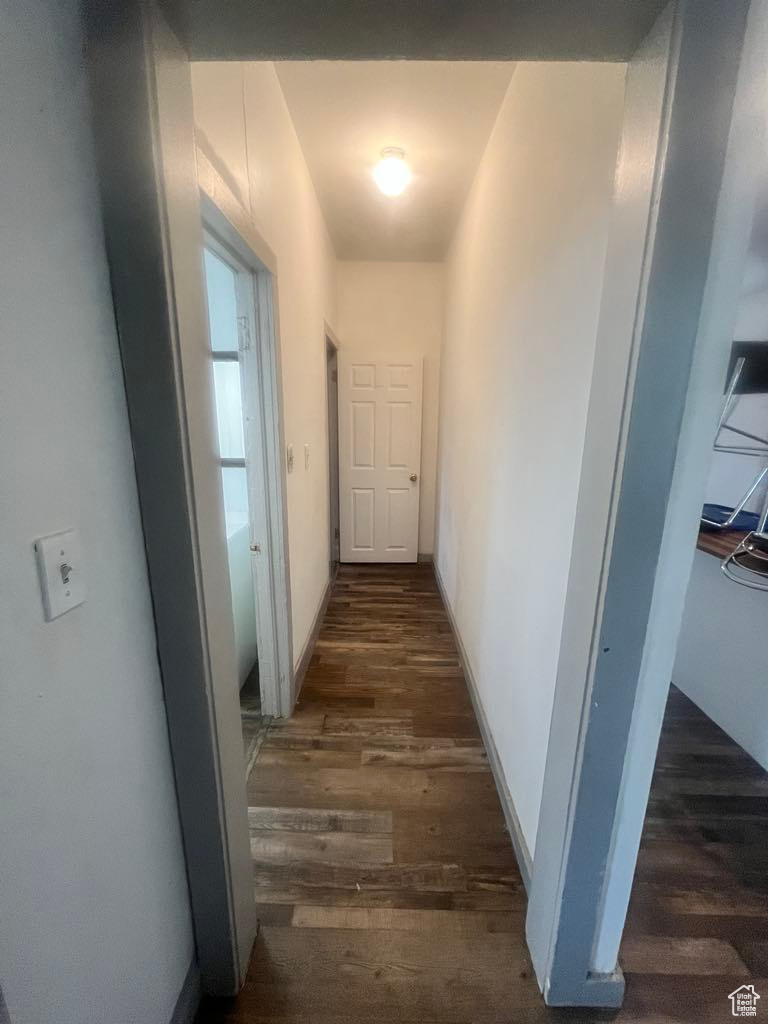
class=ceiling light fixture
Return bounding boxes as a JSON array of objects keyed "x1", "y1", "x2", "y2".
[{"x1": 373, "y1": 147, "x2": 412, "y2": 197}]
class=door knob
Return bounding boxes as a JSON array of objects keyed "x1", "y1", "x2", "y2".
[{"x1": 409, "y1": 473, "x2": 418, "y2": 483}]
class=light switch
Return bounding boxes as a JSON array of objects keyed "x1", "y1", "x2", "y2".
[
  {"x1": 287, "y1": 444, "x2": 294, "y2": 473},
  {"x1": 34, "y1": 529, "x2": 86, "y2": 621},
  {"x1": 304, "y1": 443, "x2": 310, "y2": 470}
]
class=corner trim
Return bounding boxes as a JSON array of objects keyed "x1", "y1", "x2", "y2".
[
  {"x1": 292, "y1": 579, "x2": 332, "y2": 705},
  {"x1": 544, "y1": 970, "x2": 625, "y2": 1009},
  {"x1": 433, "y1": 563, "x2": 533, "y2": 891},
  {"x1": 170, "y1": 960, "x2": 202, "y2": 1024}
]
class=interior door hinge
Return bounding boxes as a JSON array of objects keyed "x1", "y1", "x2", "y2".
[{"x1": 331, "y1": 370, "x2": 338, "y2": 382}]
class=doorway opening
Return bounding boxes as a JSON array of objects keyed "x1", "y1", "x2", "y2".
[
  {"x1": 337, "y1": 352, "x2": 424, "y2": 563},
  {"x1": 201, "y1": 233, "x2": 267, "y2": 768},
  {"x1": 86, "y1": 0, "x2": 763, "y2": 1012},
  {"x1": 201, "y1": 203, "x2": 294, "y2": 729},
  {"x1": 612, "y1": 207, "x2": 768, "y2": 989},
  {"x1": 325, "y1": 334, "x2": 340, "y2": 578}
]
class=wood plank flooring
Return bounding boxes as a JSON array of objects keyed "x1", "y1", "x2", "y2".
[
  {"x1": 196, "y1": 564, "x2": 767, "y2": 1023},
  {"x1": 620, "y1": 685, "x2": 768, "y2": 1020},
  {"x1": 696, "y1": 526, "x2": 747, "y2": 559}
]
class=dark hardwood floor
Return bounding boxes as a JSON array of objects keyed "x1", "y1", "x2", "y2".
[
  {"x1": 620, "y1": 685, "x2": 768, "y2": 1020},
  {"x1": 196, "y1": 563, "x2": 767, "y2": 1023}
]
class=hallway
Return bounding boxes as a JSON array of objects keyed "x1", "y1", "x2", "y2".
[
  {"x1": 199, "y1": 563, "x2": 538, "y2": 1021},
  {"x1": 196, "y1": 566, "x2": 768, "y2": 1023}
]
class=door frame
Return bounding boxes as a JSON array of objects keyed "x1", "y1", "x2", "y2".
[
  {"x1": 202, "y1": 198, "x2": 294, "y2": 718},
  {"x1": 324, "y1": 328, "x2": 341, "y2": 577},
  {"x1": 526, "y1": 0, "x2": 765, "y2": 1006},
  {"x1": 86, "y1": 0, "x2": 258, "y2": 996}
]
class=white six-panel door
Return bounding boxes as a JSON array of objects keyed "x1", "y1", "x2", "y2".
[{"x1": 338, "y1": 355, "x2": 423, "y2": 562}]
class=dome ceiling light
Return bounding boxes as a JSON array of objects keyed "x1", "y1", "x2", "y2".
[{"x1": 373, "y1": 147, "x2": 412, "y2": 197}]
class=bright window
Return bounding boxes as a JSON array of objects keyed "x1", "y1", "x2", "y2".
[
  {"x1": 203, "y1": 246, "x2": 249, "y2": 538},
  {"x1": 220, "y1": 465, "x2": 249, "y2": 535},
  {"x1": 204, "y1": 248, "x2": 239, "y2": 352},
  {"x1": 213, "y1": 361, "x2": 245, "y2": 460}
]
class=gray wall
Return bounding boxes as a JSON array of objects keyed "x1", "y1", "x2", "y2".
[
  {"x1": 704, "y1": 192, "x2": 768, "y2": 514},
  {"x1": 674, "y1": 180, "x2": 768, "y2": 770},
  {"x1": 0, "y1": 1, "x2": 195, "y2": 1021},
  {"x1": 674, "y1": 551, "x2": 768, "y2": 770}
]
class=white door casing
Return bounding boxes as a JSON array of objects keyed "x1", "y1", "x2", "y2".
[
  {"x1": 201, "y1": 216, "x2": 294, "y2": 721},
  {"x1": 89, "y1": 3, "x2": 258, "y2": 994},
  {"x1": 339, "y1": 355, "x2": 423, "y2": 562},
  {"x1": 527, "y1": 0, "x2": 763, "y2": 1008}
]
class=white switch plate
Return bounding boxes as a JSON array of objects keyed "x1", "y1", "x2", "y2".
[
  {"x1": 34, "y1": 529, "x2": 86, "y2": 621},
  {"x1": 304, "y1": 443, "x2": 310, "y2": 470}
]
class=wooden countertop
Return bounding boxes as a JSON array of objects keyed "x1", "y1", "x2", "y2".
[{"x1": 696, "y1": 527, "x2": 747, "y2": 560}]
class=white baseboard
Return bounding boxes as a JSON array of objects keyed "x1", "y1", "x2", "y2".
[
  {"x1": 292, "y1": 579, "x2": 332, "y2": 705},
  {"x1": 433, "y1": 562, "x2": 533, "y2": 891}
]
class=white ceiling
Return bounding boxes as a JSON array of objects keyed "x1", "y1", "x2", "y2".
[{"x1": 274, "y1": 61, "x2": 515, "y2": 261}]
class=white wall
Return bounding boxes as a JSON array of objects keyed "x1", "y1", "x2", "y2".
[
  {"x1": 674, "y1": 552, "x2": 768, "y2": 769},
  {"x1": 336, "y1": 262, "x2": 443, "y2": 554},
  {"x1": 436, "y1": 62, "x2": 625, "y2": 853},
  {"x1": 704, "y1": 196, "x2": 768, "y2": 514},
  {"x1": 0, "y1": 2, "x2": 195, "y2": 1022},
  {"x1": 674, "y1": 185, "x2": 768, "y2": 766},
  {"x1": 191, "y1": 62, "x2": 338, "y2": 667},
  {"x1": 706, "y1": 391, "x2": 768, "y2": 512}
]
